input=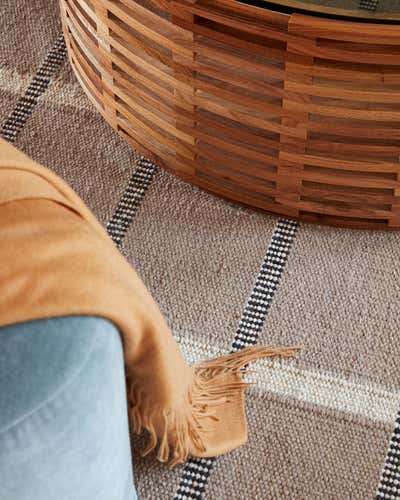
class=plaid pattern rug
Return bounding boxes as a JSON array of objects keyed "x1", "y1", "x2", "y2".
[{"x1": 1, "y1": 1, "x2": 400, "y2": 498}]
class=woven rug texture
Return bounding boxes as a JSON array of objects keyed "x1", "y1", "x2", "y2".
[{"x1": 1, "y1": 1, "x2": 399, "y2": 498}]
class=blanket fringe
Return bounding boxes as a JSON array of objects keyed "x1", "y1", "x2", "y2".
[{"x1": 128, "y1": 345, "x2": 302, "y2": 466}]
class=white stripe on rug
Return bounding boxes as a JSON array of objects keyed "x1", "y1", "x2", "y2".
[
  {"x1": 0, "y1": 66, "x2": 93, "y2": 111},
  {"x1": 176, "y1": 336, "x2": 400, "y2": 425}
]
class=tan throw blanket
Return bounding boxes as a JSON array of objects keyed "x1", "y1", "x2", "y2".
[{"x1": 0, "y1": 138, "x2": 300, "y2": 465}]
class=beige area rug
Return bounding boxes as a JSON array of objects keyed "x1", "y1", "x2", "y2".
[{"x1": 1, "y1": 1, "x2": 399, "y2": 498}]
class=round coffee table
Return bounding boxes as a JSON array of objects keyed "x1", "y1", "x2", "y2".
[{"x1": 60, "y1": 0, "x2": 400, "y2": 229}]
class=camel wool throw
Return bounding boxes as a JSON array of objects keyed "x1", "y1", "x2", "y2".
[{"x1": 0, "y1": 138, "x2": 301, "y2": 465}]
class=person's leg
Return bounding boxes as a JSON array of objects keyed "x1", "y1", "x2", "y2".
[{"x1": 0, "y1": 315, "x2": 137, "y2": 500}]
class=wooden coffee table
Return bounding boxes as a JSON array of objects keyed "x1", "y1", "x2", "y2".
[{"x1": 60, "y1": 0, "x2": 400, "y2": 229}]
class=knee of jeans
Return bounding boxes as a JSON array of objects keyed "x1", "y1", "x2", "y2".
[{"x1": 0, "y1": 315, "x2": 123, "y2": 433}]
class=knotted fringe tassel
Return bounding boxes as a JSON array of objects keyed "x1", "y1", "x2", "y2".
[{"x1": 128, "y1": 345, "x2": 302, "y2": 466}]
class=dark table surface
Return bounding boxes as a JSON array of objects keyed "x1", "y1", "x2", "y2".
[{"x1": 252, "y1": 0, "x2": 400, "y2": 21}]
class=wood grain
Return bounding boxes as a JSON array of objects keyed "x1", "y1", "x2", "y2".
[{"x1": 60, "y1": 0, "x2": 400, "y2": 229}]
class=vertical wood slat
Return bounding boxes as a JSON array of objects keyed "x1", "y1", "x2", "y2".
[
  {"x1": 60, "y1": 0, "x2": 73, "y2": 66},
  {"x1": 91, "y1": 0, "x2": 118, "y2": 129},
  {"x1": 171, "y1": 0, "x2": 196, "y2": 167},
  {"x1": 389, "y1": 167, "x2": 400, "y2": 228},
  {"x1": 276, "y1": 37, "x2": 314, "y2": 217}
]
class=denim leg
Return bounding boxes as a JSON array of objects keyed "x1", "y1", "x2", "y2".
[{"x1": 0, "y1": 316, "x2": 137, "y2": 500}]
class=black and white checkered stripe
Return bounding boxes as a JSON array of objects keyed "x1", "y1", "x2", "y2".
[
  {"x1": 232, "y1": 219, "x2": 298, "y2": 351},
  {"x1": 106, "y1": 157, "x2": 157, "y2": 246},
  {"x1": 1, "y1": 34, "x2": 67, "y2": 143},
  {"x1": 359, "y1": 0, "x2": 379, "y2": 11},
  {"x1": 377, "y1": 414, "x2": 400, "y2": 499},
  {"x1": 174, "y1": 218, "x2": 299, "y2": 500},
  {"x1": 174, "y1": 457, "x2": 215, "y2": 500}
]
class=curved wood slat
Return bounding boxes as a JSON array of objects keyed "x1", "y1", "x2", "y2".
[{"x1": 60, "y1": 0, "x2": 400, "y2": 229}]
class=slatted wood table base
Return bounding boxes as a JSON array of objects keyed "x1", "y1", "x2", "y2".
[{"x1": 60, "y1": 0, "x2": 400, "y2": 229}]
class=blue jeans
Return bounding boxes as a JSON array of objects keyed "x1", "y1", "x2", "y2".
[{"x1": 0, "y1": 316, "x2": 137, "y2": 500}]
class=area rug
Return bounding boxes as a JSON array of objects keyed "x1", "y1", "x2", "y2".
[{"x1": 1, "y1": 1, "x2": 399, "y2": 498}]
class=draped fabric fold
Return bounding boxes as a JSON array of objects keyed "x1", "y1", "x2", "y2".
[{"x1": 0, "y1": 138, "x2": 301, "y2": 465}]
